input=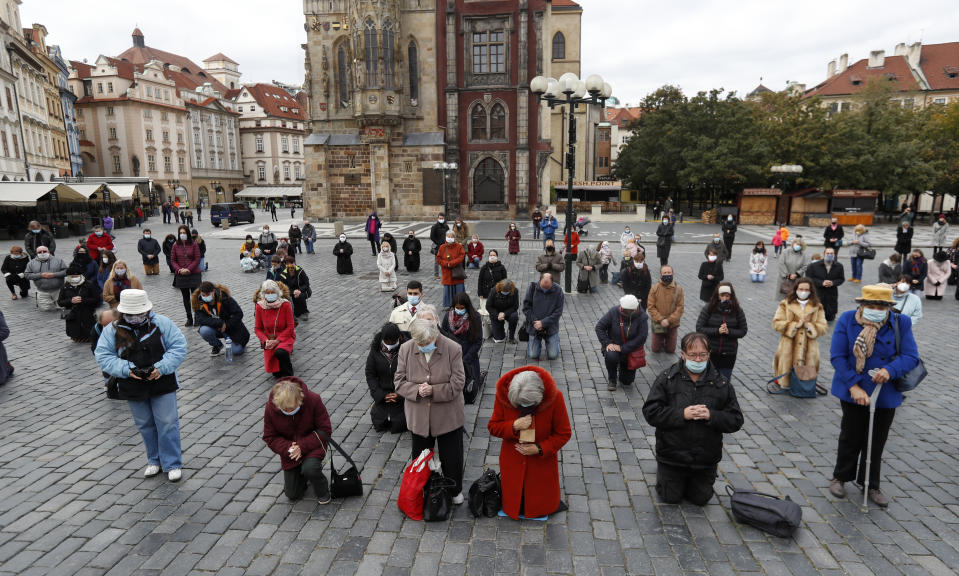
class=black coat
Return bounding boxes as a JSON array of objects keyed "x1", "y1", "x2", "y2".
[
  {"x1": 642, "y1": 361, "x2": 744, "y2": 469},
  {"x1": 430, "y1": 221, "x2": 450, "y2": 247},
  {"x1": 620, "y1": 262, "x2": 652, "y2": 304},
  {"x1": 895, "y1": 226, "x2": 914, "y2": 254},
  {"x1": 806, "y1": 260, "x2": 846, "y2": 303},
  {"x1": 722, "y1": 220, "x2": 737, "y2": 240},
  {"x1": 697, "y1": 261, "x2": 724, "y2": 302},
  {"x1": 162, "y1": 238, "x2": 175, "y2": 261},
  {"x1": 655, "y1": 223, "x2": 674, "y2": 258},
  {"x1": 333, "y1": 241, "x2": 354, "y2": 274},
  {"x1": 486, "y1": 285, "x2": 519, "y2": 318},
  {"x1": 365, "y1": 330, "x2": 409, "y2": 402},
  {"x1": 57, "y1": 280, "x2": 100, "y2": 339},
  {"x1": 194, "y1": 293, "x2": 251, "y2": 347},
  {"x1": 477, "y1": 261, "x2": 507, "y2": 298},
  {"x1": 695, "y1": 304, "x2": 748, "y2": 357},
  {"x1": 137, "y1": 238, "x2": 162, "y2": 264},
  {"x1": 402, "y1": 237, "x2": 422, "y2": 270},
  {"x1": 279, "y1": 266, "x2": 311, "y2": 298},
  {"x1": 1, "y1": 255, "x2": 28, "y2": 277},
  {"x1": 382, "y1": 233, "x2": 397, "y2": 254},
  {"x1": 595, "y1": 307, "x2": 648, "y2": 353},
  {"x1": 823, "y1": 224, "x2": 845, "y2": 248},
  {"x1": 904, "y1": 256, "x2": 927, "y2": 286}
]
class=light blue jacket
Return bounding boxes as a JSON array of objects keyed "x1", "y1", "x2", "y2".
[
  {"x1": 893, "y1": 292, "x2": 922, "y2": 325},
  {"x1": 95, "y1": 312, "x2": 187, "y2": 379}
]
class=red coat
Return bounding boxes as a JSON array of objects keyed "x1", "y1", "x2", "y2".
[
  {"x1": 254, "y1": 300, "x2": 296, "y2": 373},
  {"x1": 86, "y1": 233, "x2": 114, "y2": 259},
  {"x1": 436, "y1": 242, "x2": 466, "y2": 286},
  {"x1": 466, "y1": 241, "x2": 485, "y2": 261},
  {"x1": 488, "y1": 365, "x2": 571, "y2": 519},
  {"x1": 506, "y1": 230, "x2": 521, "y2": 254},
  {"x1": 564, "y1": 231, "x2": 580, "y2": 255},
  {"x1": 170, "y1": 241, "x2": 202, "y2": 273},
  {"x1": 262, "y1": 377, "x2": 332, "y2": 470}
]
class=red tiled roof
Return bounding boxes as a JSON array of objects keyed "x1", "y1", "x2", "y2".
[
  {"x1": 605, "y1": 107, "x2": 643, "y2": 126},
  {"x1": 70, "y1": 60, "x2": 93, "y2": 79},
  {"x1": 918, "y1": 42, "x2": 959, "y2": 91},
  {"x1": 551, "y1": 0, "x2": 581, "y2": 7},
  {"x1": 243, "y1": 83, "x2": 307, "y2": 121},
  {"x1": 805, "y1": 55, "x2": 920, "y2": 97},
  {"x1": 116, "y1": 44, "x2": 229, "y2": 94},
  {"x1": 225, "y1": 88, "x2": 242, "y2": 100},
  {"x1": 203, "y1": 52, "x2": 237, "y2": 65}
]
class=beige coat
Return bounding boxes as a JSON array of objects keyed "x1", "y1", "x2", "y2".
[
  {"x1": 771, "y1": 299, "x2": 828, "y2": 388},
  {"x1": 647, "y1": 282, "x2": 685, "y2": 328},
  {"x1": 102, "y1": 276, "x2": 143, "y2": 308},
  {"x1": 394, "y1": 335, "x2": 465, "y2": 437}
]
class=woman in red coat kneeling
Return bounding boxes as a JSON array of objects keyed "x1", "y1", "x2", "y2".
[
  {"x1": 488, "y1": 366, "x2": 571, "y2": 519},
  {"x1": 254, "y1": 280, "x2": 296, "y2": 377}
]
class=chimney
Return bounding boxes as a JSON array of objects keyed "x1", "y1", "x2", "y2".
[
  {"x1": 906, "y1": 42, "x2": 922, "y2": 69},
  {"x1": 828, "y1": 60, "x2": 837, "y2": 77},
  {"x1": 894, "y1": 43, "x2": 907, "y2": 56},
  {"x1": 868, "y1": 50, "x2": 886, "y2": 68},
  {"x1": 132, "y1": 27, "x2": 145, "y2": 48},
  {"x1": 838, "y1": 53, "x2": 849, "y2": 73}
]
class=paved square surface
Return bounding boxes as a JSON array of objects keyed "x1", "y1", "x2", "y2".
[{"x1": 0, "y1": 215, "x2": 956, "y2": 575}]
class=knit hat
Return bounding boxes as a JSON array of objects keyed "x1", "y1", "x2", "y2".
[
  {"x1": 620, "y1": 294, "x2": 640, "y2": 310},
  {"x1": 66, "y1": 262, "x2": 85, "y2": 276}
]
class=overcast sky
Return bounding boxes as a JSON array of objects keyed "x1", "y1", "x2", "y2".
[{"x1": 21, "y1": 0, "x2": 959, "y2": 106}]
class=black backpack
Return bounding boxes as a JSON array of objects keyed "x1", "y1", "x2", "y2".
[{"x1": 468, "y1": 469, "x2": 502, "y2": 518}]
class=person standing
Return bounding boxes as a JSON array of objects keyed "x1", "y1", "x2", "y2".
[
  {"x1": 823, "y1": 217, "x2": 845, "y2": 250},
  {"x1": 366, "y1": 323, "x2": 408, "y2": 433},
  {"x1": 377, "y1": 241, "x2": 398, "y2": 292},
  {"x1": 899, "y1": 205, "x2": 915, "y2": 226},
  {"x1": 771, "y1": 225, "x2": 787, "y2": 258},
  {"x1": 620, "y1": 247, "x2": 651, "y2": 307},
  {"x1": 535, "y1": 239, "x2": 564, "y2": 285},
  {"x1": 135, "y1": 205, "x2": 144, "y2": 228},
  {"x1": 430, "y1": 213, "x2": 449, "y2": 279},
  {"x1": 24, "y1": 221, "x2": 56, "y2": 259},
  {"x1": 102, "y1": 214, "x2": 115, "y2": 238},
  {"x1": 827, "y1": 284, "x2": 919, "y2": 508},
  {"x1": 24, "y1": 246, "x2": 67, "y2": 311},
  {"x1": 878, "y1": 253, "x2": 901, "y2": 284},
  {"x1": 486, "y1": 279, "x2": 519, "y2": 343},
  {"x1": 453, "y1": 218, "x2": 470, "y2": 261},
  {"x1": 779, "y1": 237, "x2": 808, "y2": 293},
  {"x1": 749, "y1": 241, "x2": 768, "y2": 283},
  {"x1": 137, "y1": 229, "x2": 162, "y2": 276},
  {"x1": 642, "y1": 332, "x2": 743, "y2": 505},
  {"x1": 576, "y1": 242, "x2": 601, "y2": 294},
  {"x1": 932, "y1": 214, "x2": 949, "y2": 254},
  {"x1": 656, "y1": 216, "x2": 674, "y2": 266},
  {"x1": 506, "y1": 222, "x2": 521, "y2": 254},
  {"x1": 698, "y1": 248, "x2": 724, "y2": 302},
  {"x1": 647, "y1": 266, "x2": 684, "y2": 354},
  {"x1": 191, "y1": 230, "x2": 207, "y2": 271},
  {"x1": 0, "y1": 310, "x2": 10, "y2": 384},
  {"x1": 477, "y1": 250, "x2": 507, "y2": 308},
  {"x1": 195, "y1": 200, "x2": 202, "y2": 222},
  {"x1": 540, "y1": 210, "x2": 558, "y2": 246},
  {"x1": 161, "y1": 234, "x2": 176, "y2": 274},
  {"x1": 290, "y1": 202, "x2": 296, "y2": 219},
  {"x1": 270, "y1": 201, "x2": 278, "y2": 222},
  {"x1": 57, "y1": 263, "x2": 100, "y2": 342},
  {"x1": 895, "y1": 221, "x2": 913, "y2": 262},
  {"x1": 395, "y1": 316, "x2": 467, "y2": 505},
  {"x1": 95, "y1": 289, "x2": 188, "y2": 482},
  {"x1": 302, "y1": 219, "x2": 317, "y2": 254},
  {"x1": 522, "y1": 272, "x2": 564, "y2": 361},
  {"x1": 771, "y1": 278, "x2": 827, "y2": 391},
  {"x1": 848, "y1": 224, "x2": 871, "y2": 283},
  {"x1": 721, "y1": 215, "x2": 737, "y2": 261},
  {"x1": 466, "y1": 234, "x2": 485, "y2": 269},
  {"x1": 403, "y1": 230, "x2": 422, "y2": 273},
  {"x1": 487, "y1": 367, "x2": 572, "y2": 520},
  {"x1": 437, "y1": 231, "x2": 466, "y2": 307},
  {"x1": 695, "y1": 283, "x2": 748, "y2": 382},
  {"x1": 564, "y1": 227, "x2": 580, "y2": 258},
  {"x1": 333, "y1": 234, "x2": 354, "y2": 275},
  {"x1": 170, "y1": 225, "x2": 203, "y2": 326},
  {"x1": 192, "y1": 281, "x2": 249, "y2": 357},
  {"x1": 620, "y1": 225, "x2": 635, "y2": 255},
  {"x1": 279, "y1": 256, "x2": 312, "y2": 320},
  {"x1": 807, "y1": 247, "x2": 846, "y2": 321},
  {"x1": 441, "y1": 293, "x2": 484, "y2": 390},
  {"x1": 595, "y1": 295, "x2": 648, "y2": 390},
  {"x1": 924, "y1": 250, "x2": 950, "y2": 300},
  {"x1": 288, "y1": 223, "x2": 303, "y2": 255},
  {"x1": 531, "y1": 207, "x2": 543, "y2": 240},
  {"x1": 663, "y1": 196, "x2": 674, "y2": 222},
  {"x1": 598, "y1": 241, "x2": 612, "y2": 284},
  {"x1": 2, "y1": 246, "x2": 30, "y2": 300},
  {"x1": 102, "y1": 260, "x2": 143, "y2": 309},
  {"x1": 254, "y1": 280, "x2": 296, "y2": 378},
  {"x1": 892, "y1": 276, "x2": 922, "y2": 324},
  {"x1": 365, "y1": 211, "x2": 382, "y2": 256},
  {"x1": 904, "y1": 249, "x2": 927, "y2": 295}
]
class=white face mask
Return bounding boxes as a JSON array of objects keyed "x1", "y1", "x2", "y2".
[
  {"x1": 489, "y1": 256, "x2": 498, "y2": 263},
  {"x1": 114, "y1": 268, "x2": 126, "y2": 276},
  {"x1": 339, "y1": 235, "x2": 346, "y2": 242},
  {"x1": 707, "y1": 255, "x2": 717, "y2": 262},
  {"x1": 446, "y1": 237, "x2": 455, "y2": 244},
  {"x1": 67, "y1": 276, "x2": 83, "y2": 285},
  {"x1": 897, "y1": 282, "x2": 909, "y2": 293},
  {"x1": 796, "y1": 290, "x2": 811, "y2": 301},
  {"x1": 633, "y1": 260, "x2": 644, "y2": 268},
  {"x1": 102, "y1": 257, "x2": 110, "y2": 264}
]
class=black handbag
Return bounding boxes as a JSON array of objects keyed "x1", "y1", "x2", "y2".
[
  {"x1": 576, "y1": 278, "x2": 590, "y2": 293},
  {"x1": 315, "y1": 430, "x2": 363, "y2": 498},
  {"x1": 423, "y1": 472, "x2": 456, "y2": 522},
  {"x1": 857, "y1": 246, "x2": 877, "y2": 260},
  {"x1": 517, "y1": 325, "x2": 529, "y2": 342},
  {"x1": 468, "y1": 469, "x2": 502, "y2": 518},
  {"x1": 890, "y1": 313, "x2": 927, "y2": 393},
  {"x1": 726, "y1": 485, "x2": 802, "y2": 538},
  {"x1": 104, "y1": 376, "x2": 121, "y2": 400},
  {"x1": 450, "y1": 265, "x2": 467, "y2": 281}
]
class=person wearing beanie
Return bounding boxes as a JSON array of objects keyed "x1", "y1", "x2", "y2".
[
  {"x1": 57, "y1": 262, "x2": 100, "y2": 342},
  {"x1": 365, "y1": 322, "x2": 409, "y2": 433},
  {"x1": 695, "y1": 282, "x2": 748, "y2": 382},
  {"x1": 595, "y1": 294, "x2": 649, "y2": 391}
]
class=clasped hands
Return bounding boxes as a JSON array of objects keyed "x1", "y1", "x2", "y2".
[{"x1": 683, "y1": 405, "x2": 710, "y2": 421}]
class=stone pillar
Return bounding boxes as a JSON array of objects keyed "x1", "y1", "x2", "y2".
[
  {"x1": 304, "y1": 145, "x2": 330, "y2": 219},
  {"x1": 371, "y1": 141, "x2": 391, "y2": 217}
]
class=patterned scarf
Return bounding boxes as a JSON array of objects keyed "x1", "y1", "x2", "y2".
[
  {"x1": 910, "y1": 257, "x2": 924, "y2": 278},
  {"x1": 853, "y1": 307, "x2": 885, "y2": 374},
  {"x1": 448, "y1": 310, "x2": 470, "y2": 335}
]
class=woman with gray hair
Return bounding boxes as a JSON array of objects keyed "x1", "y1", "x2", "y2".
[
  {"x1": 395, "y1": 316, "x2": 467, "y2": 503},
  {"x1": 488, "y1": 366, "x2": 571, "y2": 519}
]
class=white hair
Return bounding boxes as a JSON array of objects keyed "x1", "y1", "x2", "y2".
[
  {"x1": 415, "y1": 303, "x2": 439, "y2": 325},
  {"x1": 409, "y1": 317, "x2": 440, "y2": 346},
  {"x1": 507, "y1": 370, "x2": 545, "y2": 408},
  {"x1": 260, "y1": 279, "x2": 281, "y2": 293}
]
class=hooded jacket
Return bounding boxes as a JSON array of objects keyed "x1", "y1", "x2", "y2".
[
  {"x1": 366, "y1": 329, "x2": 409, "y2": 403},
  {"x1": 191, "y1": 285, "x2": 251, "y2": 346},
  {"x1": 262, "y1": 377, "x2": 332, "y2": 470}
]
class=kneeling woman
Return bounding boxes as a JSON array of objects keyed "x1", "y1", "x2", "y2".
[
  {"x1": 262, "y1": 377, "x2": 333, "y2": 503},
  {"x1": 366, "y1": 323, "x2": 408, "y2": 433},
  {"x1": 642, "y1": 333, "x2": 743, "y2": 505},
  {"x1": 254, "y1": 280, "x2": 296, "y2": 377},
  {"x1": 488, "y1": 367, "x2": 571, "y2": 519},
  {"x1": 95, "y1": 289, "x2": 187, "y2": 482}
]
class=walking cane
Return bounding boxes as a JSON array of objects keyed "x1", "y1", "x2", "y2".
[{"x1": 861, "y1": 380, "x2": 884, "y2": 513}]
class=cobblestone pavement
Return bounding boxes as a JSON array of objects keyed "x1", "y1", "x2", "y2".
[{"x1": 0, "y1": 218, "x2": 956, "y2": 576}]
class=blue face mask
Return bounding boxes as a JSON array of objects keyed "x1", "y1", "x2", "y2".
[
  {"x1": 793, "y1": 244, "x2": 802, "y2": 252},
  {"x1": 418, "y1": 342, "x2": 437, "y2": 354},
  {"x1": 825, "y1": 254, "x2": 835, "y2": 263},
  {"x1": 455, "y1": 308, "x2": 467, "y2": 316},
  {"x1": 264, "y1": 293, "x2": 279, "y2": 302},
  {"x1": 279, "y1": 405, "x2": 300, "y2": 416},
  {"x1": 685, "y1": 358, "x2": 708, "y2": 374},
  {"x1": 407, "y1": 295, "x2": 420, "y2": 306},
  {"x1": 500, "y1": 290, "x2": 511, "y2": 296},
  {"x1": 201, "y1": 294, "x2": 214, "y2": 303},
  {"x1": 862, "y1": 308, "x2": 888, "y2": 324},
  {"x1": 31, "y1": 229, "x2": 40, "y2": 234}
]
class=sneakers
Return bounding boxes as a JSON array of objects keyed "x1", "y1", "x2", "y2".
[
  {"x1": 317, "y1": 488, "x2": 331, "y2": 505},
  {"x1": 144, "y1": 465, "x2": 161, "y2": 478},
  {"x1": 492, "y1": 338, "x2": 505, "y2": 343},
  {"x1": 210, "y1": 345, "x2": 223, "y2": 357},
  {"x1": 828, "y1": 478, "x2": 846, "y2": 499},
  {"x1": 452, "y1": 492, "x2": 465, "y2": 505},
  {"x1": 168, "y1": 469, "x2": 182, "y2": 482},
  {"x1": 868, "y1": 488, "x2": 889, "y2": 508},
  {"x1": 607, "y1": 380, "x2": 617, "y2": 391}
]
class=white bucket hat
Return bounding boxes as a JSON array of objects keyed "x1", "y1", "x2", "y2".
[{"x1": 116, "y1": 289, "x2": 153, "y2": 314}]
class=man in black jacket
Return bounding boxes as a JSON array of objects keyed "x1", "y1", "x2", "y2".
[
  {"x1": 823, "y1": 217, "x2": 844, "y2": 250},
  {"x1": 721, "y1": 215, "x2": 737, "y2": 261},
  {"x1": 806, "y1": 247, "x2": 845, "y2": 321},
  {"x1": 192, "y1": 282, "x2": 250, "y2": 356},
  {"x1": 24, "y1": 221, "x2": 56, "y2": 259},
  {"x1": 621, "y1": 248, "x2": 652, "y2": 309},
  {"x1": 595, "y1": 295, "x2": 648, "y2": 390},
  {"x1": 642, "y1": 332, "x2": 743, "y2": 505},
  {"x1": 366, "y1": 323, "x2": 408, "y2": 433},
  {"x1": 137, "y1": 229, "x2": 162, "y2": 275},
  {"x1": 430, "y1": 213, "x2": 449, "y2": 279}
]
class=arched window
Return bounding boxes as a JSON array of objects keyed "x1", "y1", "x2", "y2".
[
  {"x1": 337, "y1": 46, "x2": 349, "y2": 107},
  {"x1": 364, "y1": 19, "x2": 378, "y2": 87},
  {"x1": 473, "y1": 158, "x2": 505, "y2": 205},
  {"x1": 470, "y1": 104, "x2": 487, "y2": 141},
  {"x1": 382, "y1": 20, "x2": 395, "y2": 89},
  {"x1": 552, "y1": 32, "x2": 565, "y2": 60},
  {"x1": 408, "y1": 41, "x2": 419, "y2": 104},
  {"x1": 489, "y1": 103, "x2": 506, "y2": 140}
]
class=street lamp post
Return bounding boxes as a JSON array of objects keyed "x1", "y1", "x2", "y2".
[
  {"x1": 432, "y1": 162, "x2": 458, "y2": 222},
  {"x1": 770, "y1": 164, "x2": 803, "y2": 225},
  {"x1": 531, "y1": 73, "x2": 613, "y2": 293}
]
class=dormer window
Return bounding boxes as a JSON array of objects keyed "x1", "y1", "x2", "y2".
[
  {"x1": 945, "y1": 66, "x2": 959, "y2": 79},
  {"x1": 886, "y1": 72, "x2": 899, "y2": 81},
  {"x1": 850, "y1": 74, "x2": 862, "y2": 86}
]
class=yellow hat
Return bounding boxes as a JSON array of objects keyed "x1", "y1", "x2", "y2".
[{"x1": 854, "y1": 284, "x2": 896, "y2": 305}]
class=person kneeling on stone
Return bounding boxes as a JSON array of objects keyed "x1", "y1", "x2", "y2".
[
  {"x1": 262, "y1": 377, "x2": 333, "y2": 503},
  {"x1": 192, "y1": 281, "x2": 249, "y2": 357},
  {"x1": 595, "y1": 294, "x2": 648, "y2": 391},
  {"x1": 642, "y1": 332, "x2": 743, "y2": 505},
  {"x1": 366, "y1": 322, "x2": 408, "y2": 433}
]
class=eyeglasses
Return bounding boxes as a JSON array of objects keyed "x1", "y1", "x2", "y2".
[{"x1": 684, "y1": 352, "x2": 709, "y2": 361}]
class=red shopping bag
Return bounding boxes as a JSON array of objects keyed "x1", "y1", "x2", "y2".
[{"x1": 397, "y1": 449, "x2": 434, "y2": 520}]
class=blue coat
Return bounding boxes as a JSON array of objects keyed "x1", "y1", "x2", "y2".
[
  {"x1": 595, "y1": 306, "x2": 648, "y2": 353},
  {"x1": 522, "y1": 282, "x2": 564, "y2": 336},
  {"x1": 540, "y1": 216, "x2": 558, "y2": 236},
  {"x1": 830, "y1": 311, "x2": 919, "y2": 409},
  {"x1": 95, "y1": 312, "x2": 188, "y2": 380}
]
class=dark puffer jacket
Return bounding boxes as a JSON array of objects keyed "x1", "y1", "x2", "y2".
[
  {"x1": 695, "y1": 304, "x2": 748, "y2": 357},
  {"x1": 642, "y1": 361, "x2": 743, "y2": 469},
  {"x1": 191, "y1": 285, "x2": 251, "y2": 347},
  {"x1": 477, "y1": 261, "x2": 507, "y2": 298}
]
